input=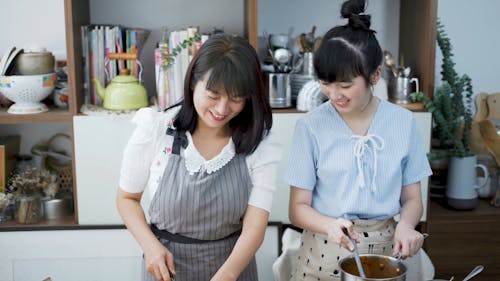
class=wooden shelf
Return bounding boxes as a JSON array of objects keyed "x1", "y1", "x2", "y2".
[
  {"x1": 425, "y1": 198, "x2": 500, "y2": 280},
  {"x1": 0, "y1": 107, "x2": 73, "y2": 124},
  {"x1": 272, "y1": 107, "x2": 306, "y2": 114},
  {"x1": 0, "y1": 214, "x2": 77, "y2": 231}
]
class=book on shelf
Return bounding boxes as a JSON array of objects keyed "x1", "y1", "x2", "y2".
[
  {"x1": 158, "y1": 27, "x2": 205, "y2": 108},
  {"x1": 0, "y1": 135, "x2": 21, "y2": 193},
  {"x1": 80, "y1": 25, "x2": 150, "y2": 106}
]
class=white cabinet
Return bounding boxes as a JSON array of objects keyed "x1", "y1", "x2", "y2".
[{"x1": 0, "y1": 227, "x2": 278, "y2": 281}]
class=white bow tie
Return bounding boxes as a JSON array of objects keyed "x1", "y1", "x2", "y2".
[{"x1": 351, "y1": 134, "x2": 385, "y2": 192}]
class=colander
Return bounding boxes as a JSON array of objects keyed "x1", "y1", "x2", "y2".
[{"x1": 0, "y1": 73, "x2": 56, "y2": 114}]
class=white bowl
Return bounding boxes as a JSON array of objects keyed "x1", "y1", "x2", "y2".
[{"x1": 0, "y1": 73, "x2": 56, "y2": 114}]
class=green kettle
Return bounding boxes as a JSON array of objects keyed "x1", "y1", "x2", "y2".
[{"x1": 93, "y1": 53, "x2": 148, "y2": 110}]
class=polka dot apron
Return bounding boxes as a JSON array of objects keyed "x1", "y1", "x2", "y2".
[{"x1": 290, "y1": 218, "x2": 396, "y2": 281}]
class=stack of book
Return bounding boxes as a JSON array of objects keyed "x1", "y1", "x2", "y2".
[
  {"x1": 80, "y1": 25, "x2": 150, "y2": 106},
  {"x1": 154, "y1": 27, "x2": 209, "y2": 111}
]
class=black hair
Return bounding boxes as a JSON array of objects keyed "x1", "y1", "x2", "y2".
[
  {"x1": 314, "y1": 0, "x2": 382, "y2": 85},
  {"x1": 172, "y1": 34, "x2": 272, "y2": 155}
]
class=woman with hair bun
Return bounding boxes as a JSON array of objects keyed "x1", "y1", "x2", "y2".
[{"x1": 285, "y1": 0, "x2": 431, "y2": 279}]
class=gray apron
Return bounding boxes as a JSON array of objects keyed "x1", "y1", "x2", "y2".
[{"x1": 143, "y1": 129, "x2": 258, "y2": 281}]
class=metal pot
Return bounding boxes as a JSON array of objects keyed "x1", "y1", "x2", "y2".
[{"x1": 339, "y1": 254, "x2": 407, "y2": 281}]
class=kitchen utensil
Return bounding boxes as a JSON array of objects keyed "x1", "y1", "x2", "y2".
[
  {"x1": 42, "y1": 197, "x2": 73, "y2": 220},
  {"x1": 305, "y1": 25, "x2": 317, "y2": 48},
  {"x1": 403, "y1": 67, "x2": 411, "y2": 77},
  {"x1": 273, "y1": 48, "x2": 290, "y2": 64},
  {"x1": 93, "y1": 52, "x2": 148, "y2": 110},
  {"x1": 269, "y1": 33, "x2": 289, "y2": 49},
  {"x1": 273, "y1": 48, "x2": 291, "y2": 72},
  {"x1": 462, "y1": 265, "x2": 484, "y2": 281},
  {"x1": 313, "y1": 37, "x2": 322, "y2": 51},
  {"x1": 0, "y1": 72, "x2": 57, "y2": 114},
  {"x1": 15, "y1": 51, "x2": 55, "y2": 75},
  {"x1": 383, "y1": 50, "x2": 398, "y2": 77},
  {"x1": 339, "y1": 254, "x2": 407, "y2": 281},
  {"x1": 301, "y1": 52, "x2": 315, "y2": 76},
  {"x1": 350, "y1": 234, "x2": 366, "y2": 278},
  {"x1": 0, "y1": 47, "x2": 23, "y2": 76},
  {"x1": 268, "y1": 73, "x2": 291, "y2": 108},
  {"x1": 388, "y1": 76, "x2": 419, "y2": 104}
]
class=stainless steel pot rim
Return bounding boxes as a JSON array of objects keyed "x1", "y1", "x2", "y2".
[{"x1": 339, "y1": 254, "x2": 407, "y2": 280}]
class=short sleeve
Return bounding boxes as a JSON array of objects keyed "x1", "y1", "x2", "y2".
[
  {"x1": 284, "y1": 118, "x2": 318, "y2": 190},
  {"x1": 402, "y1": 118, "x2": 432, "y2": 186},
  {"x1": 246, "y1": 131, "x2": 283, "y2": 212},
  {"x1": 119, "y1": 108, "x2": 162, "y2": 193}
]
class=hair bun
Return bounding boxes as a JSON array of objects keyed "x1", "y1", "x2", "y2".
[
  {"x1": 348, "y1": 13, "x2": 371, "y2": 30},
  {"x1": 340, "y1": 0, "x2": 372, "y2": 30}
]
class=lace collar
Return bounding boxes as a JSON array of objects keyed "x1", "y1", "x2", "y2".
[{"x1": 183, "y1": 132, "x2": 236, "y2": 175}]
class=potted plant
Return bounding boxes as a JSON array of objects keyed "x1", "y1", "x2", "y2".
[{"x1": 411, "y1": 20, "x2": 481, "y2": 209}]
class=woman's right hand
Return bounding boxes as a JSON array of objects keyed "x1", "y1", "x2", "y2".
[
  {"x1": 325, "y1": 218, "x2": 360, "y2": 252},
  {"x1": 144, "y1": 241, "x2": 176, "y2": 281}
]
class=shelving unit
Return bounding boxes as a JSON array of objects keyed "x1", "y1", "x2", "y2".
[
  {"x1": 1, "y1": 0, "x2": 438, "y2": 229},
  {"x1": 0, "y1": 0, "x2": 89, "y2": 228}
]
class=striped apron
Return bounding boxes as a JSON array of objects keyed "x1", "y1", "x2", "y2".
[
  {"x1": 144, "y1": 129, "x2": 258, "y2": 281},
  {"x1": 290, "y1": 218, "x2": 396, "y2": 281}
]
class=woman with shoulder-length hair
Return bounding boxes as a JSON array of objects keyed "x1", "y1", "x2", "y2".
[{"x1": 117, "y1": 34, "x2": 282, "y2": 281}]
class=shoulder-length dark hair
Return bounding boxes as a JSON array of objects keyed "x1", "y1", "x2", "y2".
[
  {"x1": 314, "y1": 0, "x2": 382, "y2": 86},
  {"x1": 172, "y1": 34, "x2": 272, "y2": 155}
]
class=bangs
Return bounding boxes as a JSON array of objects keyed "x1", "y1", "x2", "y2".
[
  {"x1": 314, "y1": 39, "x2": 366, "y2": 83},
  {"x1": 205, "y1": 56, "x2": 255, "y2": 99}
]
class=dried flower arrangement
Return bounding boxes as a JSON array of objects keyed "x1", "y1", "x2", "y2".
[{"x1": 9, "y1": 167, "x2": 59, "y2": 198}]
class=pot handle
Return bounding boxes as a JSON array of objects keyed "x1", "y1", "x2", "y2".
[
  {"x1": 105, "y1": 52, "x2": 144, "y2": 83},
  {"x1": 410, "y1": 77, "x2": 419, "y2": 93}
]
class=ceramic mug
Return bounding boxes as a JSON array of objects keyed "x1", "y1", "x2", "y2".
[
  {"x1": 446, "y1": 155, "x2": 489, "y2": 209},
  {"x1": 476, "y1": 176, "x2": 497, "y2": 198}
]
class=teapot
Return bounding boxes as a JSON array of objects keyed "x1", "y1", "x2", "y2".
[{"x1": 93, "y1": 53, "x2": 148, "y2": 110}]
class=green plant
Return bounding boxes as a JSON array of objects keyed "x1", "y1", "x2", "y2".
[
  {"x1": 160, "y1": 32, "x2": 202, "y2": 67},
  {"x1": 411, "y1": 19, "x2": 474, "y2": 159}
]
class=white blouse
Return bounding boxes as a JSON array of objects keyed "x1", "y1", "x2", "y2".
[{"x1": 119, "y1": 107, "x2": 282, "y2": 212}]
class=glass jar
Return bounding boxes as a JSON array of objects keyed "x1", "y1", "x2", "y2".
[{"x1": 15, "y1": 195, "x2": 43, "y2": 224}]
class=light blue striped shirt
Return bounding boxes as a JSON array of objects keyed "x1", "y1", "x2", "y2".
[{"x1": 284, "y1": 99, "x2": 432, "y2": 220}]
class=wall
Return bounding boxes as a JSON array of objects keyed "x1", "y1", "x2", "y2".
[
  {"x1": 436, "y1": 0, "x2": 500, "y2": 94},
  {"x1": 0, "y1": 0, "x2": 66, "y2": 59}
]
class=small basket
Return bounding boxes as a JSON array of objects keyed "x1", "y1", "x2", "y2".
[
  {"x1": 47, "y1": 157, "x2": 72, "y2": 192},
  {"x1": 46, "y1": 133, "x2": 73, "y2": 192}
]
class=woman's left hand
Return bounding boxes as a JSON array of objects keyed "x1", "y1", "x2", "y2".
[{"x1": 392, "y1": 222, "x2": 424, "y2": 259}]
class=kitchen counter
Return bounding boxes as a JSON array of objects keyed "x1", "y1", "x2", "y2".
[{"x1": 425, "y1": 198, "x2": 500, "y2": 280}]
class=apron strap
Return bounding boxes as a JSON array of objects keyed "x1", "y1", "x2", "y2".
[
  {"x1": 166, "y1": 127, "x2": 188, "y2": 155},
  {"x1": 150, "y1": 224, "x2": 240, "y2": 244}
]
